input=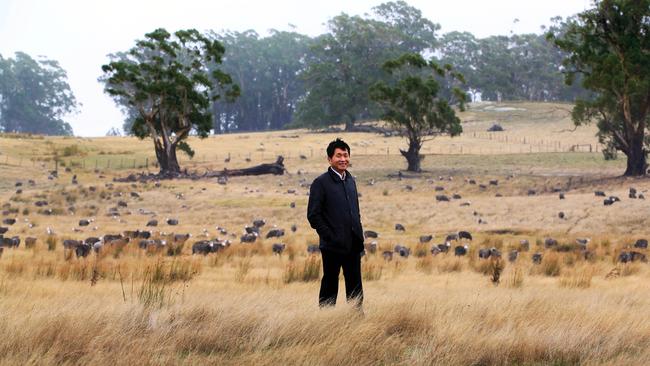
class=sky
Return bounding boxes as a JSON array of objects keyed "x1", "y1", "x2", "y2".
[{"x1": 0, "y1": 0, "x2": 592, "y2": 137}]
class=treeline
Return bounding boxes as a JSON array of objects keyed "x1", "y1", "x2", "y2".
[
  {"x1": 0, "y1": 52, "x2": 77, "y2": 135},
  {"x1": 1, "y1": 1, "x2": 582, "y2": 136},
  {"x1": 205, "y1": 2, "x2": 582, "y2": 133}
]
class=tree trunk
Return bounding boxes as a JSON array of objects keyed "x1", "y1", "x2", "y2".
[
  {"x1": 623, "y1": 137, "x2": 647, "y2": 176},
  {"x1": 400, "y1": 139, "x2": 423, "y2": 172},
  {"x1": 155, "y1": 144, "x2": 181, "y2": 175},
  {"x1": 345, "y1": 115, "x2": 356, "y2": 131}
]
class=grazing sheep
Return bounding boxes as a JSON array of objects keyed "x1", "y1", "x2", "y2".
[
  {"x1": 634, "y1": 239, "x2": 648, "y2": 249},
  {"x1": 595, "y1": 191, "x2": 606, "y2": 197},
  {"x1": 489, "y1": 180, "x2": 498, "y2": 186},
  {"x1": 458, "y1": 231, "x2": 473, "y2": 241},
  {"x1": 445, "y1": 233, "x2": 459, "y2": 242},
  {"x1": 307, "y1": 244, "x2": 320, "y2": 254},
  {"x1": 364, "y1": 230, "x2": 379, "y2": 239},
  {"x1": 532, "y1": 253, "x2": 543, "y2": 264},
  {"x1": 603, "y1": 198, "x2": 615, "y2": 206},
  {"x1": 544, "y1": 238, "x2": 558, "y2": 249},
  {"x1": 619, "y1": 251, "x2": 647, "y2": 263},
  {"x1": 79, "y1": 219, "x2": 91, "y2": 226},
  {"x1": 508, "y1": 250, "x2": 519, "y2": 262},
  {"x1": 519, "y1": 239, "x2": 530, "y2": 251},
  {"x1": 576, "y1": 238, "x2": 590, "y2": 247},
  {"x1": 291, "y1": 224, "x2": 297, "y2": 232},
  {"x1": 192, "y1": 240, "x2": 216, "y2": 255},
  {"x1": 240, "y1": 232, "x2": 258, "y2": 243},
  {"x1": 166, "y1": 218, "x2": 179, "y2": 225},
  {"x1": 559, "y1": 193, "x2": 565, "y2": 199},
  {"x1": 75, "y1": 243, "x2": 91, "y2": 258},
  {"x1": 395, "y1": 223, "x2": 406, "y2": 232},
  {"x1": 366, "y1": 241, "x2": 378, "y2": 254},
  {"x1": 419, "y1": 235, "x2": 433, "y2": 243},
  {"x1": 454, "y1": 245, "x2": 468, "y2": 256},
  {"x1": 394, "y1": 245, "x2": 410, "y2": 258},
  {"x1": 558, "y1": 212, "x2": 565, "y2": 219},
  {"x1": 0, "y1": 227, "x2": 8, "y2": 234},
  {"x1": 527, "y1": 189, "x2": 536, "y2": 196},
  {"x1": 63, "y1": 239, "x2": 82, "y2": 249},
  {"x1": 266, "y1": 229, "x2": 285, "y2": 239},
  {"x1": 382, "y1": 251, "x2": 393, "y2": 261},
  {"x1": 173, "y1": 233, "x2": 191, "y2": 244},
  {"x1": 478, "y1": 248, "x2": 491, "y2": 259},
  {"x1": 436, "y1": 195, "x2": 450, "y2": 202},
  {"x1": 2, "y1": 218, "x2": 16, "y2": 225},
  {"x1": 430, "y1": 246, "x2": 441, "y2": 256},
  {"x1": 272, "y1": 243, "x2": 286, "y2": 255},
  {"x1": 437, "y1": 242, "x2": 451, "y2": 253},
  {"x1": 452, "y1": 194, "x2": 462, "y2": 199},
  {"x1": 253, "y1": 219, "x2": 266, "y2": 228},
  {"x1": 244, "y1": 226, "x2": 260, "y2": 235}
]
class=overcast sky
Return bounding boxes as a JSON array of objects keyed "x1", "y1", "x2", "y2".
[{"x1": 0, "y1": 0, "x2": 592, "y2": 136}]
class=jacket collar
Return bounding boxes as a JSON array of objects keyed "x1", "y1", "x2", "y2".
[{"x1": 328, "y1": 166, "x2": 348, "y2": 182}]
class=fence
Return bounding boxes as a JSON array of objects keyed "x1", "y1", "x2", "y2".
[{"x1": 0, "y1": 133, "x2": 603, "y2": 172}]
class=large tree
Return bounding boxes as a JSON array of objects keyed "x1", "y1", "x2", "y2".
[
  {"x1": 295, "y1": 1, "x2": 439, "y2": 131},
  {"x1": 370, "y1": 53, "x2": 466, "y2": 172},
  {"x1": 101, "y1": 28, "x2": 239, "y2": 175},
  {"x1": 548, "y1": 0, "x2": 650, "y2": 176},
  {"x1": 0, "y1": 52, "x2": 77, "y2": 135}
]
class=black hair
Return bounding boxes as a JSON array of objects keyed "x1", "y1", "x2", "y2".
[{"x1": 327, "y1": 138, "x2": 350, "y2": 158}]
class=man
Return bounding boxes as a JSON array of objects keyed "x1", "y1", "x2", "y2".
[{"x1": 307, "y1": 138, "x2": 364, "y2": 309}]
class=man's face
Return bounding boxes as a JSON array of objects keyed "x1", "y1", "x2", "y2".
[{"x1": 328, "y1": 147, "x2": 350, "y2": 174}]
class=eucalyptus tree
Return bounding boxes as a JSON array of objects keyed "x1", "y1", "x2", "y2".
[
  {"x1": 101, "y1": 28, "x2": 239, "y2": 175},
  {"x1": 0, "y1": 52, "x2": 77, "y2": 135},
  {"x1": 295, "y1": 1, "x2": 439, "y2": 130},
  {"x1": 548, "y1": 0, "x2": 650, "y2": 176},
  {"x1": 370, "y1": 53, "x2": 466, "y2": 172}
]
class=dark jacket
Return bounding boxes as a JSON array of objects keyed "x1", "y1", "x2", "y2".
[{"x1": 307, "y1": 168, "x2": 364, "y2": 254}]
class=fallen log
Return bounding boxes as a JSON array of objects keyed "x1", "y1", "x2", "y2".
[{"x1": 206, "y1": 156, "x2": 286, "y2": 177}]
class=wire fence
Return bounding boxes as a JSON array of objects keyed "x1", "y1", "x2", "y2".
[{"x1": 0, "y1": 132, "x2": 602, "y2": 172}]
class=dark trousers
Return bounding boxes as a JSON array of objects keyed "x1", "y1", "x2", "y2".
[{"x1": 319, "y1": 249, "x2": 363, "y2": 308}]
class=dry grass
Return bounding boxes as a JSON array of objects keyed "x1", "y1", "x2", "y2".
[{"x1": 0, "y1": 102, "x2": 649, "y2": 364}]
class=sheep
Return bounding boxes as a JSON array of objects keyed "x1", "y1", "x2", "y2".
[
  {"x1": 508, "y1": 250, "x2": 519, "y2": 262},
  {"x1": 364, "y1": 230, "x2": 379, "y2": 239},
  {"x1": 266, "y1": 229, "x2": 285, "y2": 239},
  {"x1": 419, "y1": 235, "x2": 433, "y2": 243},
  {"x1": 532, "y1": 253, "x2": 543, "y2": 264},
  {"x1": 272, "y1": 243, "x2": 286, "y2": 255},
  {"x1": 395, "y1": 223, "x2": 406, "y2": 232},
  {"x1": 454, "y1": 245, "x2": 468, "y2": 256}
]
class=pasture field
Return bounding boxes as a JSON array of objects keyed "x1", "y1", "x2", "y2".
[{"x1": 0, "y1": 102, "x2": 649, "y2": 365}]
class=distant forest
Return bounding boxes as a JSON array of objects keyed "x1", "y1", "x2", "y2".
[
  {"x1": 207, "y1": 2, "x2": 583, "y2": 134},
  {"x1": 1, "y1": 1, "x2": 582, "y2": 136}
]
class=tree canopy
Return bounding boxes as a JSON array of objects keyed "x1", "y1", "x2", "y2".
[
  {"x1": 548, "y1": 0, "x2": 650, "y2": 176},
  {"x1": 370, "y1": 53, "x2": 465, "y2": 172},
  {"x1": 0, "y1": 52, "x2": 78, "y2": 135},
  {"x1": 101, "y1": 28, "x2": 239, "y2": 175}
]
